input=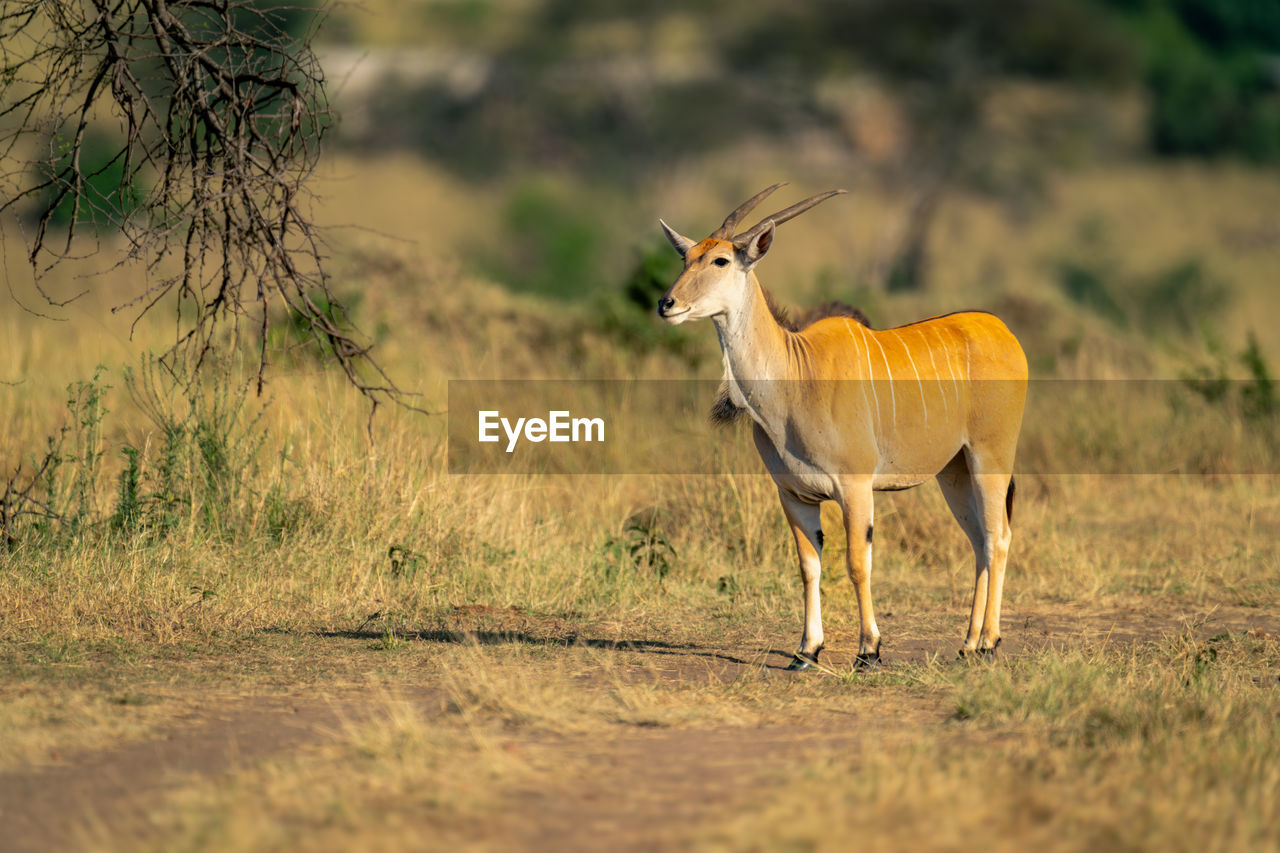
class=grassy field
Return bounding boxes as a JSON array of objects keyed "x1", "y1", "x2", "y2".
[{"x1": 2, "y1": 147, "x2": 1279, "y2": 851}]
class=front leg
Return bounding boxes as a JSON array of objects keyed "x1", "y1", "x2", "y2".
[
  {"x1": 778, "y1": 490, "x2": 825, "y2": 671},
  {"x1": 839, "y1": 480, "x2": 881, "y2": 667}
]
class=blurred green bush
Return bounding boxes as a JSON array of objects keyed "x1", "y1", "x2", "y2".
[{"x1": 1103, "y1": 0, "x2": 1280, "y2": 162}]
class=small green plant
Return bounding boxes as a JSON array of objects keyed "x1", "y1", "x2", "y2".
[
  {"x1": 2, "y1": 369, "x2": 110, "y2": 548},
  {"x1": 1052, "y1": 217, "x2": 1230, "y2": 334},
  {"x1": 716, "y1": 574, "x2": 740, "y2": 599},
  {"x1": 1189, "y1": 642, "x2": 1219, "y2": 684},
  {"x1": 33, "y1": 633, "x2": 84, "y2": 665},
  {"x1": 189, "y1": 585, "x2": 219, "y2": 602},
  {"x1": 68, "y1": 370, "x2": 109, "y2": 527},
  {"x1": 388, "y1": 544, "x2": 426, "y2": 581},
  {"x1": 111, "y1": 446, "x2": 142, "y2": 533},
  {"x1": 1182, "y1": 331, "x2": 1276, "y2": 427},
  {"x1": 1238, "y1": 333, "x2": 1276, "y2": 421},
  {"x1": 6, "y1": 367, "x2": 114, "y2": 543},
  {"x1": 378, "y1": 630, "x2": 407, "y2": 652},
  {"x1": 601, "y1": 509, "x2": 677, "y2": 583},
  {"x1": 260, "y1": 480, "x2": 316, "y2": 542}
]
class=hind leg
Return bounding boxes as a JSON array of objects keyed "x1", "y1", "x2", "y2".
[
  {"x1": 937, "y1": 452, "x2": 989, "y2": 654},
  {"x1": 939, "y1": 449, "x2": 1013, "y2": 655},
  {"x1": 970, "y1": 464, "x2": 1013, "y2": 654}
]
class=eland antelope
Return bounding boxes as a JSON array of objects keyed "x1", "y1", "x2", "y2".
[{"x1": 657, "y1": 185, "x2": 1028, "y2": 669}]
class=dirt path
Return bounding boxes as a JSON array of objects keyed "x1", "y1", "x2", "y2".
[
  {"x1": 478, "y1": 688, "x2": 949, "y2": 853},
  {"x1": 0, "y1": 683, "x2": 934, "y2": 852},
  {"x1": 2, "y1": 603, "x2": 1273, "y2": 852},
  {"x1": 0, "y1": 692, "x2": 382, "y2": 852}
]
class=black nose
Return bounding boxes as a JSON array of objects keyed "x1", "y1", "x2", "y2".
[{"x1": 657, "y1": 296, "x2": 675, "y2": 315}]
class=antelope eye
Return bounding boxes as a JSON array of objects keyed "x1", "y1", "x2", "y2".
[{"x1": 712, "y1": 257, "x2": 730, "y2": 267}]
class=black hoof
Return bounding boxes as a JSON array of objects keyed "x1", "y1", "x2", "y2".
[
  {"x1": 958, "y1": 638, "x2": 1001, "y2": 661},
  {"x1": 788, "y1": 649, "x2": 822, "y2": 671},
  {"x1": 853, "y1": 651, "x2": 882, "y2": 670}
]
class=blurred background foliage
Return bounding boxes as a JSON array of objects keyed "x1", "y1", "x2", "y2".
[
  {"x1": 5, "y1": 0, "x2": 1279, "y2": 381},
  {"x1": 325, "y1": 0, "x2": 1280, "y2": 172},
  {"x1": 305, "y1": 0, "x2": 1280, "y2": 307}
]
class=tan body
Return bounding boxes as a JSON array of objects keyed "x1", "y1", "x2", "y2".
[{"x1": 658, "y1": 187, "x2": 1028, "y2": 664}]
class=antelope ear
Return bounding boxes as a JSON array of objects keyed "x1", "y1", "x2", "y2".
[
  {"x1": 659, "y1": 219, "x2": 695, "y2": 257},
  {"x1": 738, "y1": 220, "x2": 775, "y2": 266}
]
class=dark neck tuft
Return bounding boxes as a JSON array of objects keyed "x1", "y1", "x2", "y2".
[{"x1": 759, "y1": 286, "x2": 872, "y2": 332}]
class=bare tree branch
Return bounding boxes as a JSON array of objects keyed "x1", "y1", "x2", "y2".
[{"x1": 0, "y1": 0, "x2": 411, "y2": 406}]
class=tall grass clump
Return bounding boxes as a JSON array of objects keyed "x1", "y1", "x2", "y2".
[
  {"x1": 0, "y1": 354, "x2": 316, "y2": 648},
  {"x1": 2, "y1": 356, "x2": 273, "y2": 551},
  {"x1": 2, "y1": 368, "x2": 112, "y2": 548},
  {"x1": 119, "y1": 355, "x2": 273, "y2": 540}
]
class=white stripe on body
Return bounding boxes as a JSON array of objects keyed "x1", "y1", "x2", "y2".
[
  {"x1": 867, "y1": 328, "x2": 895, "y2": 427},
  {"x1": 921, "y1": 325, "x2": 948, "y2": 416},
  {"x1": 893, "y1": 329, "x2": 928, "y2": 425},
  {"x1": 846, "y1": 319, "x2": 881, "y2": 435}
]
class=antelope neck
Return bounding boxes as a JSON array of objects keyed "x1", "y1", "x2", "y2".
[{"x1": 712, "y1": 275, "x2": 817, "y2": 429}]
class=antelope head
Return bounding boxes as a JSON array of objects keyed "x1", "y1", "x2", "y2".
[{"x1": 656, "y1": 184, "x2": 845, "y2": 325}]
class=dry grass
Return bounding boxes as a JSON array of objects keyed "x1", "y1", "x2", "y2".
[{"x1": 713, "y1": 633, "x2": 1280, "y2": 852}]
